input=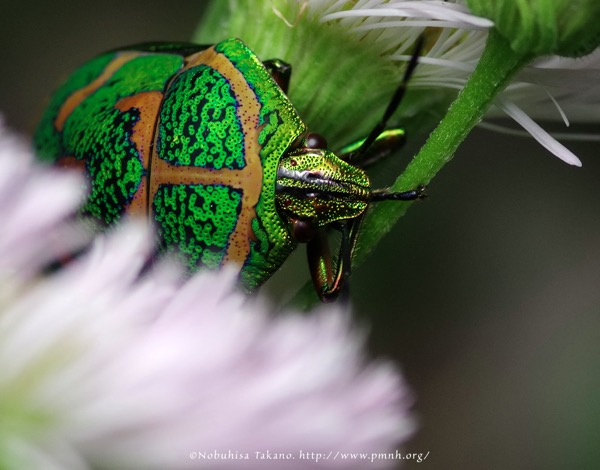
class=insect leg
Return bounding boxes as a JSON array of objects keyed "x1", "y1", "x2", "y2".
[{"x1": 263, "y1": 59, "x2": 292, "y2": 94}]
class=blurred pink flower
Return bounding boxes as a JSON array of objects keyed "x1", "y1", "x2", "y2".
[{"x1": 0, "y1": 119, "x2": 415, "y2": 468}]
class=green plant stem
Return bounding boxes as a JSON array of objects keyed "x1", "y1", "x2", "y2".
[{"x1": 291, "y1": 30, "x2": 533, "y2": 309}]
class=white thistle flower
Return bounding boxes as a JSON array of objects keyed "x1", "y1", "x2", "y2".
[
  {"x1": 309, "y1": 0, "x2": 599, "y2": 166},
  {"x1": 0, "y1": 120, "x2": 414, "y2": 468}
]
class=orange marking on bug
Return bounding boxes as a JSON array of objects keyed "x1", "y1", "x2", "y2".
[
  {"x1": 55, "y1": 52, "x2": 142, "y2": 132},
  {"x1": 149, "y1": 45, "x2": 264, "y2": 268},
  {"x1": 115, "y1": 91, "x2": 163, "y2": 217},
  {"x1": 199, "y1": 49, "x2": 262, "y2": 265}
]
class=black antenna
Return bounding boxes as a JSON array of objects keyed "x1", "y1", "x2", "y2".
[{"x1": 347, "y1": 35, "x2": 425, "y2": 162}]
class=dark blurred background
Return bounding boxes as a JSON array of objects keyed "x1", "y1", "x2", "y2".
[{"x1": 2, "y1": 1, "x2": 599, "y2": 468}]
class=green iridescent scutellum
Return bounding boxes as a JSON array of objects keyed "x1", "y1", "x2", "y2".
[
  {"x1": 157, "y1": 65, "x2": 246, "y2": 169},
  {"x1": 154, "y1": 184, "x2": 243, "y2": 270}
]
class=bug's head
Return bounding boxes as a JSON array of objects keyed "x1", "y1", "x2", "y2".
[{"x1": 275, "y1": 133, "x2": 370, "y2": 242}]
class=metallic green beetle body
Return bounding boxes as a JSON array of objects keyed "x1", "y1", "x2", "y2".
[
  {"x1": 36, "y1": 37, "x2": 425, "y2": 299},
  {"x1": 34, "y1": 38, "x2": 385, "y2": 293}
]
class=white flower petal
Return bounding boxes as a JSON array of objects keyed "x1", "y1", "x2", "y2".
[
  {"x1": 310, "y1": 0, "x2": 599, "y2": 164},
  {"x1": 496, "y1": 98, "x2": 583, "y2": 167},
  {"x1": 320, "y1": 1, "x2": 493, "y2": 29}
]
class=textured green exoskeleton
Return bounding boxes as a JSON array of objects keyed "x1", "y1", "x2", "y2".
[{"x1": 35, "y1": 38, "x2": 424, "y2": 301}]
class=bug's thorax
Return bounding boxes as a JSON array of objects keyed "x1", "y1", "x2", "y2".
[{"x1": 275, "y1": 147, "x2": 371, "y2": 230}]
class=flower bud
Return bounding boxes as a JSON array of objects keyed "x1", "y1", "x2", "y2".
[{"x1": 466, "y1": 0, "x2": 600, "y2": 57}]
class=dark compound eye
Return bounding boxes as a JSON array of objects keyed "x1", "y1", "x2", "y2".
[{"x1": 305, "y1": 133, "x2": 328, "y2": 150}]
